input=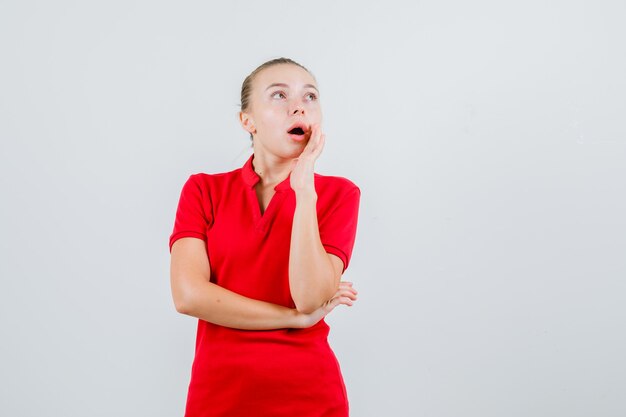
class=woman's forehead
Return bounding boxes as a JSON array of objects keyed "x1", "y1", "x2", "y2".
[{"x1": 255, "y1": 64, "x2": 317, "y2": 90}]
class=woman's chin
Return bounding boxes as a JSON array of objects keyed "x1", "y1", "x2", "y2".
[{"x1": 254, "y1": 136, "x2": 307, "y2": 159}]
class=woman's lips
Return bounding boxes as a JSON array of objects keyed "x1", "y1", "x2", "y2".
[
  {"x1": 287, "y1": 123, "x2": 310, "y2": 134},
  {"x1": 286, "y1": 123, "x2": 310, "y2": 142},
  {"x1": 288, "y1": 132, "x2": 308, "y2": 142}
]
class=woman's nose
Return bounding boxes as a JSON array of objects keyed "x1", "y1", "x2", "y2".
[{"x1": 291, "y1": 105, "x2": 305, "y2": 115}]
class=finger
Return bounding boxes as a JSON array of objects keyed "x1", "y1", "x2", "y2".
[
  {"x1": 335, "y1": 289, "x2": 358, "y2": 300},
  {"x1": 307, "y1": 123, "x2": 320, "y2": 146},
  {"x1": 325, "y1": 293, "x2": 357, "y2": 313},
  {"x1": 337, "y1": 289, "x2": 357, "y2": 297},
  {"x1": 306, "y1": 123, "x2": 317, "y2": 141},
  {"x1": 308, "y1": 124, "x2": 322, "y2": 152},
  {"x1": 330, "y1": 295, "x2": 353, "y2": 307},
  {"x1": 343, "y1": 290, "x2": 358, "y2": 299},
  {"x1": 337, "y1": 283, "x2": 353, "y2": 291},
  {"x1": 313, "y1": 128, "x2": 324, "y2": 153},
  {"x1": 315, "y1": 133, "x2": 325, "y2": 156},
  {"x1": 338, "y1": 282, "x2": 357, "y2": 291},
  {"x1": 340, "y1": 296, "x2": 354, "y2": 306}
]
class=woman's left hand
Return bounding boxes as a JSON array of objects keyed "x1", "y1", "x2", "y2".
[
  {"x1": 294, "y1": 281, "x2": 358, "y2": 328},
  {"x1": 290, "y1": 123, "x2": 325, "y2": 194}
]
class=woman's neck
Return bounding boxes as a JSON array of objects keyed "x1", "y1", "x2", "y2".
[{"x1": 250, "y1": 150, "x2": 293, "y2": 187}]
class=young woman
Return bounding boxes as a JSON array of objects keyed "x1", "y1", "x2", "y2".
[{"x1": 169, "y1": 57, "x2": 361, "y2": 417}]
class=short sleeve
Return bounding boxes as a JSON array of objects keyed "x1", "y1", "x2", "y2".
[
  {"x1": 319, "y1": 186, "x2": 361, "y2": 273},
  {"x1": 168, "y1": 174, "x2": 213, "y2": 253}
]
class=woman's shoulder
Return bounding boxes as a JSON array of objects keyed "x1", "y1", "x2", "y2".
[{"x1": 184, "y1": 166, "x2": 243, "y2": 185}]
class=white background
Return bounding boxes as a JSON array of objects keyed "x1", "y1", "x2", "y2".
[{"x1": 1, "y1": 1, "x2": 625, "y2": 416}]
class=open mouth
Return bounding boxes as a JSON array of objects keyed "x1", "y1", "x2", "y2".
[
  {"x1": 287, "y1": 122, "x2": 310, "y2": 141},
  {"x1": 288, "y1": 127, "x2": 305, "y2": 135}
]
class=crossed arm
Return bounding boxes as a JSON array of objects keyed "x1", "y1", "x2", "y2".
[{"x1": 170, "y1": 237, "x2": 354, "y2": 331}]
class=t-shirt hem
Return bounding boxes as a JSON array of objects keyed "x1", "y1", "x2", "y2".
[
  {"x1": 169, "y1": 231, "x2": 207, "y2": 252},
  {"x1": 323, "y1": 244, "x2": 349, "y2": 273}
]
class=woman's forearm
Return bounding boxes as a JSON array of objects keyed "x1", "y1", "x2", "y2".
[
  {"x1": 171, "y1": 235, "x2": 306, "y2": 330},
  {"x1": 178, "y1": 279, "x2": 302, "y2": 330},
  {"x1": 289, "y1": 190, "x2": 338, "y2": 314}
]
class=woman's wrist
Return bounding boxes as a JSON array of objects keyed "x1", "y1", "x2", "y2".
[
  {"x1": 289, "y1": 308, "x2": 307, "y2": 328},
  {"x1": 290, "y1": 308, "x2": 324, "y2": 329},
  {"x1": 294, "y1": 187, "x2": 317, "y2": 203}
]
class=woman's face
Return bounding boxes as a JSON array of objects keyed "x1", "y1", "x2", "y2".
[{"x1": 240, "y1": 64, "x2": 322, "y2": 160}]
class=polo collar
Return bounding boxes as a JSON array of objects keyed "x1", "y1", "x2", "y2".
[{"x1": 241, "y1": 154, "x2": 292, "y2": 191}]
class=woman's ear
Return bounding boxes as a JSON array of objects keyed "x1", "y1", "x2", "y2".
[{"x1": 239, "y1": 111, "x2": 256, "y2": 134}]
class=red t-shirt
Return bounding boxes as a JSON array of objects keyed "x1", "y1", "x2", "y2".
[{"x1": 169, "y1": 154, "x2": 361, "y2": 417}]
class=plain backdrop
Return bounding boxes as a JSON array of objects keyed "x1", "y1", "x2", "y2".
[{"x1": 1, "y1": 1, "x2": 625, "y2": 416}]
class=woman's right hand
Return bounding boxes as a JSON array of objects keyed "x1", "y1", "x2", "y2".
[{"x1": 296, "y1": 281, "x2": 358, "y2": 328}]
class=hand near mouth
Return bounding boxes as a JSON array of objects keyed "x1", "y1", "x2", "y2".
[{"x1": 289, "y1": 123, "x2": 325, "y2": 194}]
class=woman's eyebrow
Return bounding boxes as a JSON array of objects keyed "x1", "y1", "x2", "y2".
[{"x1": 265, "y1": 82, "x2": 319, "y2": 92}]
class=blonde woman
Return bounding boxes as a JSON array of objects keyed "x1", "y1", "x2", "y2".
[{"x1": 169, "y1": 57, "x2": 360, "y2": 417}]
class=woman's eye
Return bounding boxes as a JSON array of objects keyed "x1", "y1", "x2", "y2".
[
  {"x1": 271, "y1": 91, "x2": 286, "y2": 99},
  {"x1": 306, "y1": 93, "x2": 318, "y2": 101}
]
